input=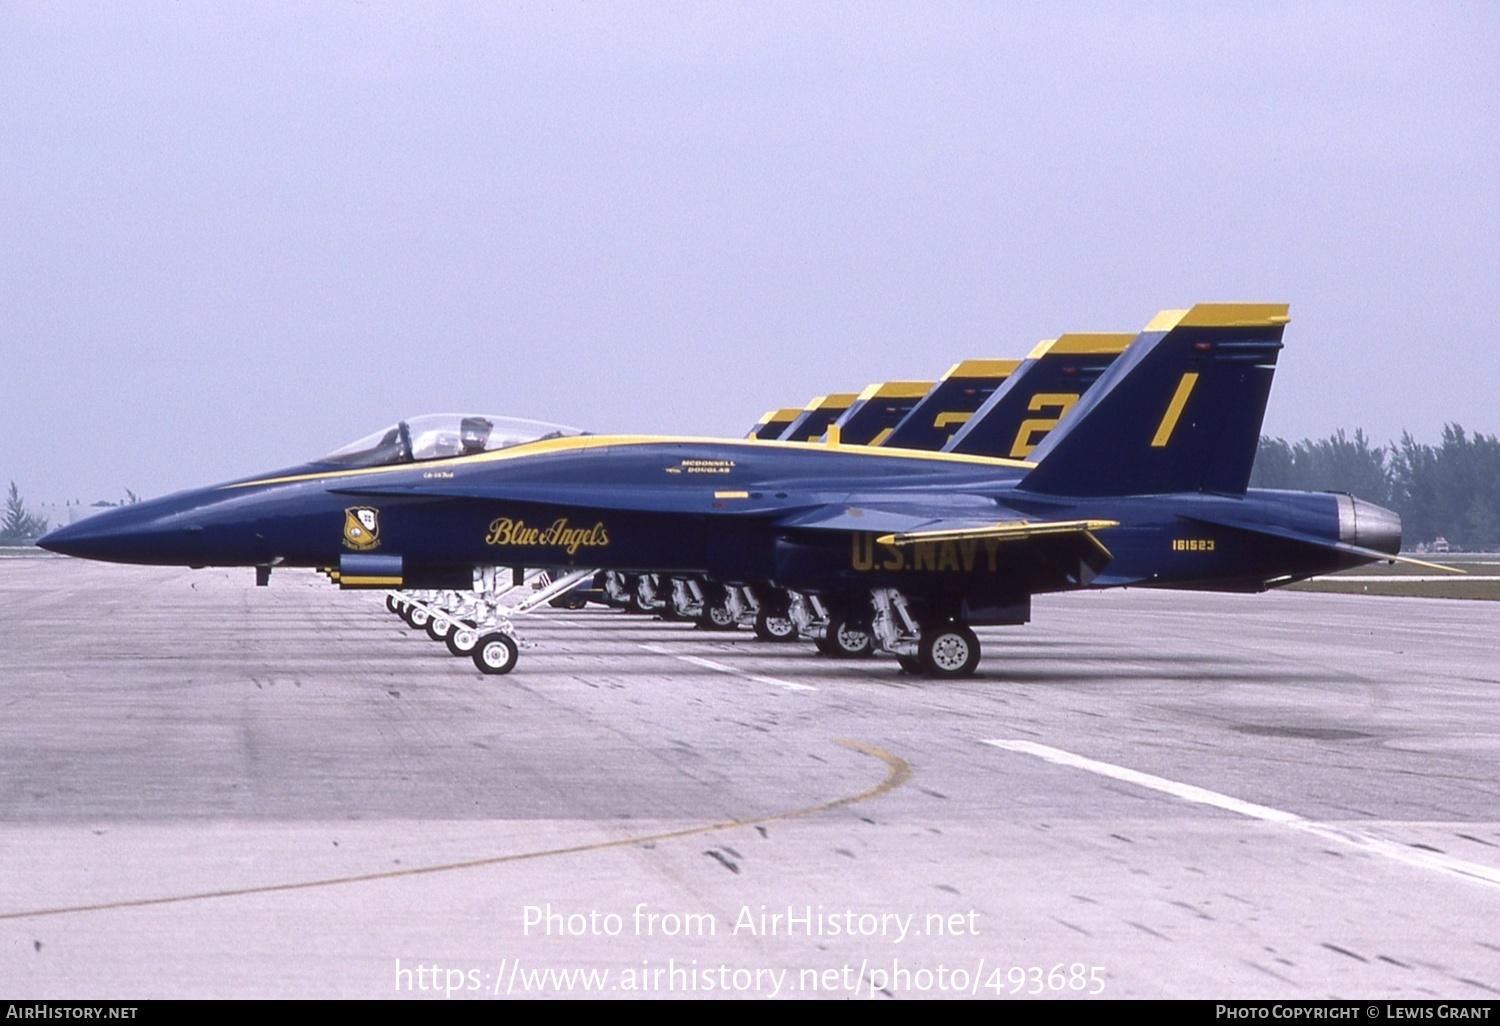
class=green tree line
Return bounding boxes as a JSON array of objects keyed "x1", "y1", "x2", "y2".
[
  {"x1": 1251, "y1": 425, "x2": 1500, "y2": 550},
  {"x1": 0, "y1": 483, "x2": 143, "y2": 546},
  {"x1": 2, "y1": 481, "x2": 50, "y2": 545}
]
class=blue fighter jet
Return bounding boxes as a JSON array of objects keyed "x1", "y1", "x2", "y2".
[{"x1": 41, "y1": 304, "x2": 1434, "y2": 678}]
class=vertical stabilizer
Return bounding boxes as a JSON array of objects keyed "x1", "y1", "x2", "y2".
[
  {"x1": 780, "y1": 393, "x2": 861, "y2": 442},
  {"x1": 879, "y1": 359, "x2": 1019, "y2": 450},
  {"x1": 748, "y1": 408, "x2": 803, "y2": 440},
  {"x1": 834, "y1": 381, "x2": 935, "y2": 445},
  {"x1": 1018, "y1": 304, "x2": 1287, "y2": 497},
  {"x1": 944, "y1": 333, "x2": 1133, "y2": 459}
]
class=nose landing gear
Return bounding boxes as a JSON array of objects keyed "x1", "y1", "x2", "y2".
[
  {"x1": 472, "y1": 632, "x2": 519, "y2": 675},
  {"x1": 383, "y1": 567, "x2": 597, "y2": 676}
]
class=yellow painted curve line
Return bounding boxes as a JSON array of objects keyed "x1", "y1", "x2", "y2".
[{"x1": 0, "y1": 740, "x2": 909, "y2": 921}]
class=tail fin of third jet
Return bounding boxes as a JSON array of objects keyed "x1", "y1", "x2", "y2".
[{"x1": 1018, "y1": 304, "x2": 1288, "y2": 497}]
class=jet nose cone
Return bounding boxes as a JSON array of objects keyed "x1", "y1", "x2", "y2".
[
  {"x1": 34, "y1": 505, "x2": 187, "y2": 564},
  {"x1": 37, "y1": 519, "x2": 98, "y2": 557},
  {"x1": 36, "y1": 511, "x2": 138, "y2": 561},
  {"x1": 1337, "y1": 496, "x2": 1402, "y2": 555}
]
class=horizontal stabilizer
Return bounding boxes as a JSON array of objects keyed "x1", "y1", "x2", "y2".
[{"x1": 1180, "y1": 514, "x2": 1466, "y2": 574}]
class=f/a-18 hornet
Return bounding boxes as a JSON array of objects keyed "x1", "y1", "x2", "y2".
[{"x1": 42, "y1": 304, "x2": 1429, "y2": 678}]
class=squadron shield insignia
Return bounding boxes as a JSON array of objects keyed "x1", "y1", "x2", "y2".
[{"x1": 343, "y1": 507, "x2": 381, "y2": 551}]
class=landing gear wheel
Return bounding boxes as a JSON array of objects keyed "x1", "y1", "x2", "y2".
[
  {"x1": 820, "y1": 614, "x2": 874, "y2": 658},
  {"x1": 753, "y1": 609, "x2": 798, "y2": 642},
  {"x1": 695, "y1": 603, "x2": 738, "y2": 631},
  {"x1": 426, "y1": 616, "x2": 453, "y2": 641},
  {"x1": 472, "y1": 633, "x2": 518, "y2": 675},
  {"x1": 919, "y1": 623, "x2": 980, "y2": 679},
  {"x1": 404, "y1": 605, "x2": 431, "y2": 629},
  {"x1": 386, "y1": 594, "x2": 400, "y2": 614},
  {"x1": 446, "y1": 626, "x2": 480, "y2": 657},
  {"x1": 896, "y1": 654, "x2": 924, "y2": 674}
]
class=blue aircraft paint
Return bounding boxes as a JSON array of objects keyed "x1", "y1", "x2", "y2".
[{"x1": 39, "y1": 304, "x2": 1407, "y2": 675}]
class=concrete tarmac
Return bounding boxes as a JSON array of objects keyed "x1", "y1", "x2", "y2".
[{"x1": 2, "y1": 557, "x2": 1498, "y2": 999}]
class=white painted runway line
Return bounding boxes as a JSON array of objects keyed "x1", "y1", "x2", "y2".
[
  {"x1": 637, "y1": 642, "x2": 817, "y2": 692},
  {"x1": 984, "y1": 739, "x2": 1500, "y2": 889},
  {"x1": 1312, "y1": 575, "x2": 1500, "y2": 582}
]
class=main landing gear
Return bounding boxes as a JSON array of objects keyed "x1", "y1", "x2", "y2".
[
  {"x1": 788, "y1": 593, "x2": 875, "y2": 660},
  {"x1": 752, "y1": 606, "x2": 798, "y2": 643},
  {"x1": 870, "y1": 588, "x2": 985, "y2": 678},
  {"x1": 783, "y1": 588, "x2": 988, "y2": 678},
  {"x1": 914, "y1": 622, "x2": 981, "y2": 678},
  {"x1": 382, "y1": 572, "x2": 993, "y2": 679},
  {"x1": 812, "y1": 611, "x2": 875, "y2": 659}
]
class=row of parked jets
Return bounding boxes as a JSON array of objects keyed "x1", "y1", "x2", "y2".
[{"x1": 42, "y1": 303, "x2": 1453, "y2": 678}]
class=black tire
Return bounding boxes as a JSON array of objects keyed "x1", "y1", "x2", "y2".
[
  {"x1": 385, "y1": 594, "x2": 400, "y2": 614},
  {"x1": 695, "y1": 602, "x2": 738, "y2": 631},
  {"x1": 624, "y1": 576, "x2": 651, "y2": 614},
  {"x1": 824, "y1": 613, "x2": 874, "y2": 658},
  {"x1": 446, "y1": 625, "x2": 480, "y2": 657},
  {"x1": 753, "y1": 608, "x2": 798, "y2": 642},
  {"x1": 426, "y1": 616, "x2": 453, "y2": 641},
  {"x1": 896, "y1": 654, "x2": 924, "y2": 674},
  {"x1": 918, "y1": 623, "x2": 980, "y2": 678},
  {"x1": 472, "y1": 633, "x2": 518, "y2": 675},
  {"x1": 600, "y1": 572, "x2": 629, "y2": 608},
  {"x1": 404, "y1": 605, "x2": 430, "y2": 629}
]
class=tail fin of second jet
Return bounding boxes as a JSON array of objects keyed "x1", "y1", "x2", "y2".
[
  {"x1": 943, "y1": 333, "x2": 1133, "y2": 459},
  {"x1": 1018, "y1": 304, "x2": 1287, "y2": 497}
]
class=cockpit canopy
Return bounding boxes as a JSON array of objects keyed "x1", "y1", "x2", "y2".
[{"x1": 320, "y1": 414, "x2": 586, "y2": 468}]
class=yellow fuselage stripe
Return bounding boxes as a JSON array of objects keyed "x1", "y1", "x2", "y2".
[{"x1": 226, "y1": 435, "x2": 1037, "y2": 490}]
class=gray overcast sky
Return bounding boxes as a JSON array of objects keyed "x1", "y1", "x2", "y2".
[{"x1": 2, "y1": 2, "x2": 1497, "y2": 503}]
